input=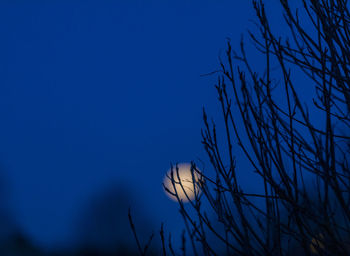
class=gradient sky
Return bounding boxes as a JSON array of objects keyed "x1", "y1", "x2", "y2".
[{"x1": 0, "y1": 0, "x2": 300, "y2": 251}]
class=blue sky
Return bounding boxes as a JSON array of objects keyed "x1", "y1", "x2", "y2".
[{"x1": 0, "y1": 0, "x2": 286, "y2": 250}]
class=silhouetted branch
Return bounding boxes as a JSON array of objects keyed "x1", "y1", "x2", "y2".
[
  {"x1": 128, "y1": 208, "x2": 154, "y2": 256},
  {"x1": 156, "y1": 0, "x2": 350, "y2": 255}
]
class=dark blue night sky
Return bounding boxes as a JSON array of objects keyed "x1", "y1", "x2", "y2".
[{"x1": 0, "y1": 0, "x2": 290, "y2": 251}]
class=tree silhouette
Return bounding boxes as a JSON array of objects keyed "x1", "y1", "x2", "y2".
[
  {"x1": 77, "y1": 185, "x2": 155, "y2": 256},
  {"x1": 131, "y1": 0, "x2": 350, "y2": 255}
]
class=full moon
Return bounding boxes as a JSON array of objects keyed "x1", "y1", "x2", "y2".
[{"x1": 163, "y1": 163, "x2": 202, "y2": 202}]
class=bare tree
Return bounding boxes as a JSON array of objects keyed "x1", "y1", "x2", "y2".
[{"x1": 131, "y1": 0, "x2": 350, "y2": 255}]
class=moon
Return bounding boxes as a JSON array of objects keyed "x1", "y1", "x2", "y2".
[
  {"x1": 163, "y1": 163, "x2": 202, "y2": 202},
  {"x1": 310, "y1": 234, "x2": 325, "y2": 254}
]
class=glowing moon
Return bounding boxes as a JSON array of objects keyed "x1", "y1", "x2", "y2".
[
  {"x1": 163, "y1": 163, "x2": 202, "y2": 202},
  {"x1": 310, "y1": 234, "x2": 325, "y2": 254}
]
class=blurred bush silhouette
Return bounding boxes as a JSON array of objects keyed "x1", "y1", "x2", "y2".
[
  {"x1": 75, "y1": 184, "x2": 157, "y2": 256},
  {"x1": 0, "y1": 170, "x2": 44, "y2": 255},
  {"x1": 0, "y1": 177, "x2": 157, "y2": 255}
]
